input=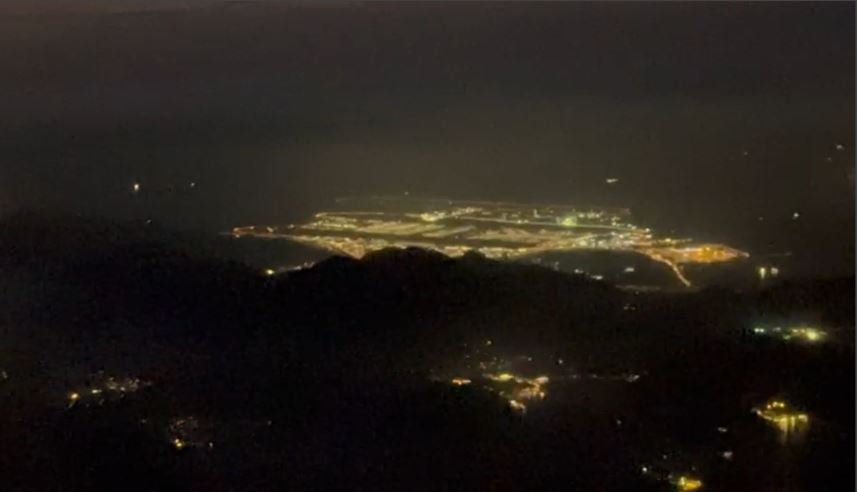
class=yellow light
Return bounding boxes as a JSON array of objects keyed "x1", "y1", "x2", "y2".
[
  {"x1": 68, "y1": 392, "x2": 80, "y2": 401},
  {"x1": 172, "y1": 438, "x2": 186, "y2": 450},
  {"x1": 490, "y1": 373, "x2": 515, "y2": 382},
  {"x1": 803, "y1": 329, "x2": 821, "y2": 341},
  {"x1": 676, "y1": 476, "x2": 703, "y2": 491},
  {"x1": 132, "y1": 182, "x2": 141, "y2": 193},
  {"x1": 263, "y1": 268, "x2": 276, "y2": 276},
  {"x1": 451, "y1": 378, "x2": 472, "y2": 386},
  {"x1": 90, "y1": 388, "x2": 102, "y2": 395}
]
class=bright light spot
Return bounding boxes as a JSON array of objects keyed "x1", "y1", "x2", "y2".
[
  {"x1": 189, "y1": 181, "x2": 196, "y2": 188},
  {"x1": 720, "y1": 450, "x2": 734, "y2": 460},
  {"x1": 172, "y1": 438, "x2": 186, "y2": 450},
  {"x1": 508, "y1": 400, "x2": 527, "y2": 413},
  {"x1": 132, "y1": 182, "x2": 141, "y2": 193},
  {"x1": 605, "y1": 178, "x2": 619, "y2": 184},
  {"x1": 68, "y1": 392, "x2": 80, "y2": 401},
  {"x1": 717, "y1": 426, "x2": 728, "y2": 433},
  {"x1": 835, "y1": 143, "x2": 845, "y2": 151},
  {"x1": 263, "y1": 268, "x2": 276, "y2": 276},
  {"x1": 792, "y1": 211, "x2": 800, "y2": 220},
  {"x1": 489, "y1": 373, "x2": 515, "y2": 382},
  {"x1": 623, "y1": 266, "x2": 635, "y2": 273},
  {"x1": 770, "y1": 267, "x2": 779, "y2": 277},
  {"x1": 676, "y1": 475, "x2": 703, "y2": 491},
  {"x1": 450, "y1": 378, "x2": 472, "y2": 386}
]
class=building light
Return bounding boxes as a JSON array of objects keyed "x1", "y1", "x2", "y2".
[
  {"x1": 132, "y1": 182, "x2": 141, "y2": 193},
  {"x1": 758, "y1": 267, "x2": 767, "y2": 280}
]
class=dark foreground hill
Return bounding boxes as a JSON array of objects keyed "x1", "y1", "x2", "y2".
[{"x1": 0, "y1": 215, "x2": 853, "y2": 490}]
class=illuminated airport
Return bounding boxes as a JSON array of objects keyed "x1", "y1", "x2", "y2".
[{"x1": 230, "y1": 196, "x2": 750, "y2": 287}]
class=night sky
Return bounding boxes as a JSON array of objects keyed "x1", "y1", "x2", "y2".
[{"x1": 1, "y1": 1, "x2": 853, "y2": 274}]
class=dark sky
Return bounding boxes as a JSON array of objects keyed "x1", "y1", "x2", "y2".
[{"x1": 0, "y1": 1, "x2": 853, "y2": 273}]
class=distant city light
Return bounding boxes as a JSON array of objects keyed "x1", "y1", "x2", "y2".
[
  {"x1": 229, "y1": 197, "x2": 750, "y2": 289},
  {"x1": 792, "y1": 211, "x2": 800, "y2": 220},
  {"x1": 754, "y1": 399, "x2": 809, "y2": 434},
  {"x1": 508, "y1": 400, "x2": 527, "y2": 413},
  {"x1": 674, "y1": 475, "x2": 703, "y2": 491},
  {"x1": 752, "y1": 325, "x2": 826, "y2": 343},
  {"x1": 835, "y1": 143, "x2": 845, "y2": 151},
  {"x1": 605, "y1": 178, "x2": 619, "y2": 184},
  {"x1": 132, "y1": 182, "x2": 141, "y2": 193},
  {"x1": 758, "y1": 267, "x2": 767, "y2": 280},
  {"x1": 263, "y1": 268, "x2": 276, "y2": 276}
]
